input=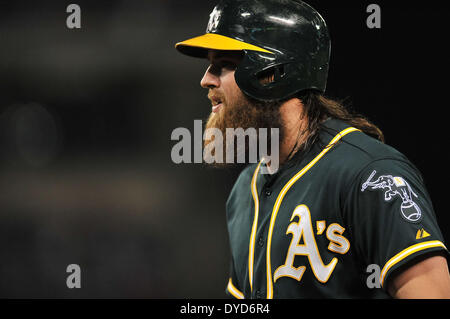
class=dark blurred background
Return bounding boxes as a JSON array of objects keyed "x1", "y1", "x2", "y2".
[{"x1": 0, "y1": 0, "x2": 447, "y2": 298}]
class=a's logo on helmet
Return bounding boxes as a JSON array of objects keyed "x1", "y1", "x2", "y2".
[
  {"x1": 207, "y1": 7, "x2": 221, "y2": 32},
  {"x1": 361, "y1": 170, "x2": 422, "y2": 223}
]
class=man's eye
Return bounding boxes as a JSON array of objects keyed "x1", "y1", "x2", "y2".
[
  {"x1": 221, "y1": 61, "x2": 237, "y2": 70},
  {"x1": 214, "y1": 60, "x2": 237, "y2": 70},
  {"x1": 208, "y1": 61, "x2": 237, "y2": 74}
]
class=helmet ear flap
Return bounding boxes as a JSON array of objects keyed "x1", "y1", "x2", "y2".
[
  {"x1": 235, "y1": 52, "x2": 303, "y2": 102},
  {"x1": 256, "y1": 65, "x2": 285, "y2": 86},
  {"x1": 235, "y1": 48, "x2": 329, "y2": 102}
]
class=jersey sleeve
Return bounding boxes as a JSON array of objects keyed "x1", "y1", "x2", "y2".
[
  {"x1": 225, "y1": 258, "x2": 244, "y2": 299},
  {"x1": 343, "y1": 158, "x2": 449, "y2": 291}
]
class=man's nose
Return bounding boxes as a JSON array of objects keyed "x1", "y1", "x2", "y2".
[{"x1": 200, "y1": 66, "x2": 220, "y2": 89}]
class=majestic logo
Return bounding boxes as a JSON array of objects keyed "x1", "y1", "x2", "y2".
[{"x1": 361, "y1": 170, "x2": 422, "y2": 222}]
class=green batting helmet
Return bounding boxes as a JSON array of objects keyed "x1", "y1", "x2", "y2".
[{"x1": 175, "y1": 0, "x2": 331, "y2": 102}]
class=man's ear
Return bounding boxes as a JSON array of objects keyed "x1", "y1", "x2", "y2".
[{"x1": 257, "y1": 69, "x2": 275, "y2": 85}]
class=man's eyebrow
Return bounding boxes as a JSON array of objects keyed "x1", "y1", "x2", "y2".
[{"x1": 208, "y1": 50, "x2": 244, "y2": 61}]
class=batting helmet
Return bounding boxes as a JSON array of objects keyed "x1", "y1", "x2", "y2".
[{"x1": 175, "y1": 0, "x2": 331, "y2": 102}]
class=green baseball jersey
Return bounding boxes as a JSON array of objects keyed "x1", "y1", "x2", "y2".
[{"x1": 225, "y1": 118, "x2": 448, "y2": 299}]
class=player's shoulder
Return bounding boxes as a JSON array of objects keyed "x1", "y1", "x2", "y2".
[
  {"x1": 323, "y1": 118, "x2": 411, "y2": 166},
  {"x1": 319, "y1": 118, "x2": 422, "y2": 186},
  {"x1": 233, "y1": 163, "x2": 258, "y2": 188},
  {"x1": 226, "y1": 163, "x2": 258, "y2": 209}
]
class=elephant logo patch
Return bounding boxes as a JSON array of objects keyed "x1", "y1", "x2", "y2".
[{"x1": 361, "y1": 170, "x2": 422, "y2": 223}]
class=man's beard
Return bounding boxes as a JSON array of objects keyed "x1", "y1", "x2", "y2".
[{"x1": 203, "y1": 91, "x2": 283, "y2": 168}]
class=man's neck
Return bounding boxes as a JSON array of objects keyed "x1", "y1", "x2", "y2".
[{"x1": 266, "y1": 98, "x2": 308, "y2": 173}]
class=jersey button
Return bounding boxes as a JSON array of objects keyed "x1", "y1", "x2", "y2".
[
  {"x1": 264, "y1": 189, "x2": 272, "y2": 197},
  {"x1": 255, "y1": 290, "x2": 263, "y2": 299},
  {"x1": 258, "y1": 236, "x2": 265, "y2": 247}
]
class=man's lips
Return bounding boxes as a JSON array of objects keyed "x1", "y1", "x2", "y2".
[
  {"x1": 212, "y1": 103, "x2": 223, "y2": 113},
  {"x1": 209, "y1": 95, "x2": 224, "y2": 113}
]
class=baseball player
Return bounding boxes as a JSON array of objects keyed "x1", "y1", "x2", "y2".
[{"x1": 175, "y1": 0, "x2": 450, "y2": 298}]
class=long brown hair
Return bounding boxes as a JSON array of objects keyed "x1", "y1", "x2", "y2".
[{"x1": 298, "y1": 91, "x2": 384, "y2": 152}]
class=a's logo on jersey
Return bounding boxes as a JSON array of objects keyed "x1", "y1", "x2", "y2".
[
  {"x1": 361, "y1": 170, "x2": 422, "y2": 223},
  {"x1": 273, "y1": 205, "x2": 350, "y2": 284}
]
